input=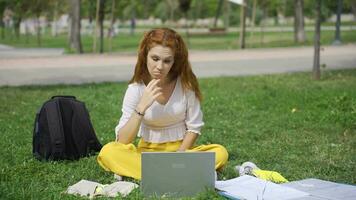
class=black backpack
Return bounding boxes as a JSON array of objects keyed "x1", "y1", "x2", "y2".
[{"x1": 33, "y1": 96, "x2": 102, "y2": 161}]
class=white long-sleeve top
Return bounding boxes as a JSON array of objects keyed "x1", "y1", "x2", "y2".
[{"x1": 115, "y1": 77, "x2": 204, "y2": 143}]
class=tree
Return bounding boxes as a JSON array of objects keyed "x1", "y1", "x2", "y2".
[
  {"x1": 6, "y1": 0, "x2": 26, "y2": 39},
  {"x1": 332, "y1": 0, "x2": 342, "y2": 45},
  {"x1": 223, "y1": 0, "x2": 230, "y2": 28},
  {"x1": 249, "y1": 0, "x2": 257, "y2": 39},
  {"x1": 108, "y1": 0, "x2": 117, "y2": 52},
  {"x1": 51, "y1": 0, "x2": 59, "y2": 37},
  {"x1": 179, "y1": 0, "x2": 191, "y2": 18},
  {"x1": 192, "y1": 0, "x2": 203, "y2": 22},
  {"x1": 213, "y1": 0, "x2": 223, "y2": 28},
  {"x1": 154, "y1": 0, "x2": 174, "y2": 23},
  {"x1": 92, "y1": 0, "x2": 106, "y2": 53},
  {"x1": 313, "y1": 0, "x2": 321, "y2": 80},
  {"x1": 239, "y1": 0, "x2": 246, "y2": 49},
  {"x1": 266, "y1": 0, "x2": 284, "y2": 25},
  {"x1": 304, "y1": 0, "x2": 334, "y2": 23},
  {"x1": 258, "y1": 0, "x2": 269, "y2": 46},
  {"x1": 167, "y1": 0, "x2": 178, "y2": 23},
  {"x1": 351, "y1": 0, "x2": 356, "y2": 20},
  {"x1": 179, "y1": 0, "x2": 191, "y2": 45},
  {"x1": 141, "y1": 0, "x2": 148, "y2": 18},
  {"x1": 129, "y1": 0, "x2": 136, "y2": 36},
  {"x1": 69, "y1": 0, "x2": 83, "y2": 53},
  {"x1": 294, "y1": 0, "x2": 306, "y2": 43},
  {"x1": 344, "y1": 0, "x2": 356, "y2": 21},
  {"x1": 93, "y1": 0, "x2": 101, "y2": 53},
  {"x1": 85, "y1": 0, "x2": 96, "y2": 24},
  {"x1": 0, "y1": 0, "x2": 6, "y2": 39},
  {"x1": 29, "y1": 0, "x2": 49, "y2": 46},
  {"x1": 98, "y1": 0, "x2": 105, "y2": 53}
]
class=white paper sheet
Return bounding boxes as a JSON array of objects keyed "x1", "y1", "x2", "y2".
[{"x1": 216, "y1": 175, "x2": 310, "y2": 200}]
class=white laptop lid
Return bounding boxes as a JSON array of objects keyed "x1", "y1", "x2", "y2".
[{"x1": 141, "y1": 152, "x2": 215, "y2": 198}]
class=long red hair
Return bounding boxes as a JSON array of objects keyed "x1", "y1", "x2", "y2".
[{"x1": 129, "y1": 28, "x2": 202, "y2": 101}]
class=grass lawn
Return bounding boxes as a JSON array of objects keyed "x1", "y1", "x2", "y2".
[
  {"x1": 0, "y1": 69, "x2": 355, "y2": 199},
  {"x1": 0, "y1": 28, "x2": 355, "y2": 53}
]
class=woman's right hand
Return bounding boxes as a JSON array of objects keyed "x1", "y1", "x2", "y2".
[{"x1": 136, "y1": 79, "x2": 162, "y2": 113}]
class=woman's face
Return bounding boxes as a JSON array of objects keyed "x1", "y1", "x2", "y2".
[{"x1": 146, "y1": 45, "x2": 174, "y2": 83}]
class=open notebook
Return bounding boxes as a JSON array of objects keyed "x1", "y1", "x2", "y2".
[{"x1": 215, "y1": 175, "x2": 309, "y2": 200}]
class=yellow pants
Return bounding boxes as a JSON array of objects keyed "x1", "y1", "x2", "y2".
[{"x1": 97, "y1": 139, "x2": 229, "y2": 180}]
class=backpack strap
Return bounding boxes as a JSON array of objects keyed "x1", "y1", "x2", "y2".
[
  {"x1": 32, "y1": 107, "x2": 41, "y2": 158},
  {"x1": 51, "y1": 95, "x2": 76, "y2": 99},
  {"x1": 45, "y1": 100, "x2": 66, "y2": 159}
]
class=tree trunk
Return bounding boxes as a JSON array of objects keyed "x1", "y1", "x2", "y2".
[
  {"x1": 88, "y1": 0, "x2": 95, "y2": 34},
  {"x1": 249, "y1": 0, "x2": 257, "y2": 39},
  {"x1": 294, "y1": 0, "x2": 306, "y2": 43},
  {"x1": 93, "y1": 0, "x2": 100, "y2": 53},
  {"x1": 89, "y1": 0, "x2": 94, "y2": 24},
  {"x1": 130, "y1": 3, "x2": 136, "y2": 36},
  {"x1": 351, "y1": 0, "x2": 356, "y2": 21},
  {"x1": 36, "y1": 15, "x2": 41, "y2": 47},
  {"x1": 99, "y1": 0, "x2": 105, "y2": 53},
  {"x1": 14, "y1": 16, "x2": 22, "y2": 39},
  {"x1": 167, "y1": 0, "x2": 175, "y2": 24},
  {"x1": 194, "y1": 0, "x2": 202, "y2": 22},
  {"x1": 223, "y1": 0, "x2": 230, "y2": 29},
  {"x1": 239, "y1": 1, "x2": 246, "y2": 49},
  {"x1": 313, "y1": 0, "x2": 321, "y2": 80},
  {"x1": 142, "y1": 0, "x2": 148, "y2": 18},
  {"x1": 332, "y1": 0, "x2": 342, "y2": 45},
  {"x1": 184, "y1": 12, "x2": 190, "y2": 47},
  {"x1": 0, "y1": 19, "x2": 4, "y2": 39},
  {"x1": 25, "y1": 21, "x2": 29, "y2": 43},
  {"x1": 52, "y1": 1, "x2": 58, "y2": 37},
  {"x1": 214, "y1": 0, "x2": 223, "y2": 28},
  {"x1": 251, "y1": 0, "x2": 257, "y2": 27},
  {"x1": 260, "y1": 2, "x2": 267, "y2": 46},
  {"x1": 108, "y1": 0, "x2": 116, "y2": 52},
  {"x1": 69, "y1": 0, "x2": 83, "y2": 54}
]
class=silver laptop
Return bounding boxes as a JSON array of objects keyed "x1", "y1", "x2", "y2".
[{"x1": 141, "y1": 152, "x2": 215, "y2": 198}]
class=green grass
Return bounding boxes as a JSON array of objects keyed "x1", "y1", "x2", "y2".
[
  {"x1": 0, "y1": 28, "x2": 355, "y2": 53},
  {"x1": 1, "y1": 69, "x2": 355, "y2": 199},
  {"x1": 321, "y1": 21, "x2": 356, "y2": 26}
]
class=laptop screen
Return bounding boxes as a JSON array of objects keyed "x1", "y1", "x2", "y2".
[{"x1": 141, "y1": 152, "x2": 215, "y2": 198}]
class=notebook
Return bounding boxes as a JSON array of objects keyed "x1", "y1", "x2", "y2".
[
  {"x1": 216, "y1": 175, "x2": 309, "y2": 200},
  {"x1": 141, "y1": 152, "x2": 215, "y2": 198}
]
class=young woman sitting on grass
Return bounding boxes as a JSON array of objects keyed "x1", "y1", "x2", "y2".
[{"x1": 97, "y1": 28, "x2": 228, "y2": 180}]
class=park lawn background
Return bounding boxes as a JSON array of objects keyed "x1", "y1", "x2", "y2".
[
  {"x1": 0, "y1": 69, "x2": 355, "y2": 199},
  {"x1": 0, "y1": 28, "x2": 356, "y2": 53}
]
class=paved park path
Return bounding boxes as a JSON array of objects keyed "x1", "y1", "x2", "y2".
[{"x1": 0, "y1": 44, "x2": 355, "y2": 86}]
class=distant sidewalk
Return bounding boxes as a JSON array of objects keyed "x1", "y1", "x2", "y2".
[
  {"x1": 0, "y1": 44, "x2": 355, "y2": 86},
  {"x1": 0, "y1": 44, "x2": 14, "y2": 50}
]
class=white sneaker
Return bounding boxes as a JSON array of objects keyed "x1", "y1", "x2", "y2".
[
  {"x1": 113, "y1": 174, "x2": 123, "y2": 181},
  {"x1": 235, "y1": 161, "x2": 259, "y2": 176}
]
